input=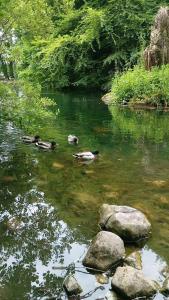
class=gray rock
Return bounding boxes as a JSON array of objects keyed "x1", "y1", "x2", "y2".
[
  {"x1": 161, "y1": 277, "x2": 169, "y2": 295},
  {"x1": 124, "y1": 251, "x2": 142, "y2": 270},
  {"x1": 111, "y1": 266, "x2": 158, "y2": 299},
  {"x1": 63, "y1": 275, "x2": 82, "y2": 296},
  {"x1": 82, "y1": 231, "x2": 125, "y2": 271},
  {"x1": 99, "y1": 204, "x2": 151, "y2": 242}
]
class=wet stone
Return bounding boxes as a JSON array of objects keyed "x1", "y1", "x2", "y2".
[
  {"x1": 96, "y1": 273, "x2": 109, "y2": 284},
  {"x1": 63, "y1": 275, "x2": 82, "y2": 296},
  {"x1": 83, "y1": 231, "x2": 125, "y2": 271},
  {"x1": 124, "y1": 251, "x2": 142, "y2": 270},
  {"x1": 105, "y1": 290, "x2": 118, "y2": 300},
  {"x1": 6, "y1": 217, "x2": 23, "y2": 232},
  {"x1": 99, "y1": 204, "x2": 151, "y2": 242},
  {"x1": 111, "y1": 266, "x2": 158, "y2": 299}
]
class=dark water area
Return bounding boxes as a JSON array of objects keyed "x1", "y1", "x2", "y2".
[{"x1": 0, "y1": 90, "x2": 169, "y2": 299}]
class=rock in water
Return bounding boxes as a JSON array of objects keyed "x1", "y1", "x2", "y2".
[
  {"x1": 111, "y1": 266, "x2": 158, "y2": 299},
  {"x1": 124, "y1": 251, "x2": 142, "y2": 270},
  {"x1": 96, "y1": 273, "x2": 109, "y2": 284},
  {"x1": 63, "y1": 275, "x2": 82, "y2": 296},
  {"x1": 105, "y1": 290, "x2": 118, "y2": 300},
  {"x1": 82, "y1": 231, "x2": 125, "y2": 271},
  {"x1": 99, "y1": 204, "x2": 151, "y2": 242}
]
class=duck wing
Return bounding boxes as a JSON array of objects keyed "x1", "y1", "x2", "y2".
[
  {"x1": 37, "y1": 141, "x2": 50, "y2": 147},
  {"x1": 21, "y1": 136, "x2": 34, "y2": 143},
  {"x1": 73, "y1": 151, "x2": 93, "y2": 159}
]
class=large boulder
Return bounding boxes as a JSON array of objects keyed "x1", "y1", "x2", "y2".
[
  {"x1": 99, "y1": 204, "x2": 151, "y2": 242},
  {"x1": 111, "y1": 266, "x2": 158, "y2": 299},
  {"x1": 82, "y1": 231, "x2": 125, "y2": 271}
]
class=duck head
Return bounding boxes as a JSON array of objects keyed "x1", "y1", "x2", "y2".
[
  {"x1": 33, "y1": 135, "x2": 40, "y2": 142},
  {"x1": 51, "y1": 141, "x2": 56, "y2": 149},
  {"x1": 73, "y1": 137, "x2": 78, "y2": 144},
  {"x1": 92, "y1": 150, "x2": 99, "y2": 155}
]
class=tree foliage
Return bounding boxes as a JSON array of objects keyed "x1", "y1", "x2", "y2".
[{"x1": 1, "y1": 0, "x2": 169, "y2": 88}]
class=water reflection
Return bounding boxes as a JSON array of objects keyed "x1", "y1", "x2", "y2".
[{"x1": 0, "y1": 91, "x2": 169, "y2": 299}]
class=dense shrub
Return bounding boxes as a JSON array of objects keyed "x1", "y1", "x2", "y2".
[{"x1": 111, "y1": 65, "x2": 169, "y2": 106}]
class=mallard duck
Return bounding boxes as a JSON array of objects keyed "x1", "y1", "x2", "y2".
[
  {"x1": 36, "y1": 141, "x2": 57, "y2": 150},
  {"x1": 22, "y1": 135, "x2": 40, "y2": 143},
  {"x1": 73, "y1": 150, "x2": 99, "y2": 160},
  {"x1": 68, "y1": 134, "x2": 79, "y2": 144}
]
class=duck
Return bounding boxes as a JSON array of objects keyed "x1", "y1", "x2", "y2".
[
  {"x1": 73, "y1": 150, "x2": 99, "y2": 160},
  {"x1": 36, "y1": 141, "x2": 57, "y2": 150},
  {"x1": 68, "y1": 134, "x2": 79, "y2": 144},
  {"x1": 21, "y1": 135, "x2": 40, "y2": 143}
]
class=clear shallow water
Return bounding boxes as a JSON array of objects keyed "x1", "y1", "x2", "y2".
[{"x1": 0, "y1": 90, "x2": 169, "y2": 299}]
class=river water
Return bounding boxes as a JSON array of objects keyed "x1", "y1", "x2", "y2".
[{"x1": 0, "y1": 90, "x2": 169, "y2": 299}]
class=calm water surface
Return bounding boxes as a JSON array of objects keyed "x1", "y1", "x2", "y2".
[{"x1": 0, "y1": 90, "x2": 169, "y2": 300}]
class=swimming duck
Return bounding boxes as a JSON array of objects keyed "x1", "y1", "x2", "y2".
[
  {"x1": 36, "y1": 141, "x2": 57, "y2": 150},
  {"x1": 22, "y1": 135, "x2": 40, "y2": 143},
  {"x1": 68, "y1": 135, "x2": 79, "y2": 144},
  {"x1": 73, "y1": 150, "x2": 99, "y2": 160}
]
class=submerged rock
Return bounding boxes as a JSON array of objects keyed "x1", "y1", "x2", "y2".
[
  {"x1": 105, "y1": 290, "x2": 118, "y2": 300},
  {"x1": 52, "y1": 162, "x2": 64, "y2": 169},
  {"x1": 96, "y1": 273, "x2": 109, "y2": 284},
  {"x1": 99, "y1": 204, "x2": 151, "y2": 242},
  {"x1": 82, "y1": 231, "x2": 125, "y2": 271},
  {"x1": 124, "y1": 251, "x2": 142, "y2": 270},
  {"x1": 63, "y1": 275, "x2": 82, "y2": 296},
  {"x1": 6, "y1": 217, "x2": 23, "y2": 232},
  {"x1": 111, "y1": 266, "x2": 158, "y2": 299},
  {"x1": 161, "y1": 277, "x2": 169, "y2": 295}
]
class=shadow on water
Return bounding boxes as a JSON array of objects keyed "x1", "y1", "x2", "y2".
[{"x1": 0, "y1": 90, "x2": 169, "y2": 299}]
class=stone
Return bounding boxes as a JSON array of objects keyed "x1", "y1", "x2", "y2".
[
  {"x1": 99, "y1": 204, "x2": 151, "y2": 242},
  {"x1": 105, "y1": 290, "x2": 118, "y2": 300},
  {"x1": 161, "y1": 277, "x2": 169, "y2": 295},
  {"x1": 124, "y1": 251, "x2": 142, "y2": 270},
  {"x1": 82, "y1": 231, "x2": 125, "y2": 271},
  {"x1": 101, "y1": 93, "x2": 112, "y2": 104},
  {"x1": 52, "y1": 162, "x2": 64, "y2": 169},
  {"x1": 63, "y1": 275, "x2": 82, "y2": 296},
  {"x1": 6, "y1": 217, "x2": 23, "y2": 231},
  {"x1": 95, "y1": 273, "x2": 109, "y2": 284},
  {"x1": 111, "y1": 266, "x2": 158, "y2": 299}
]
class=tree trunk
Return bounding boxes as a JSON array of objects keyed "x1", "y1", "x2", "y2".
[
  {"x1": 0, "y1": 54, "x2": 9, "y2": 79},
  {"x1": 144, "y1": 7, "x2": 169, "y2": 70},
  {"x1": 8, "y1": 61, "x2": 15, "y2": 78}
]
